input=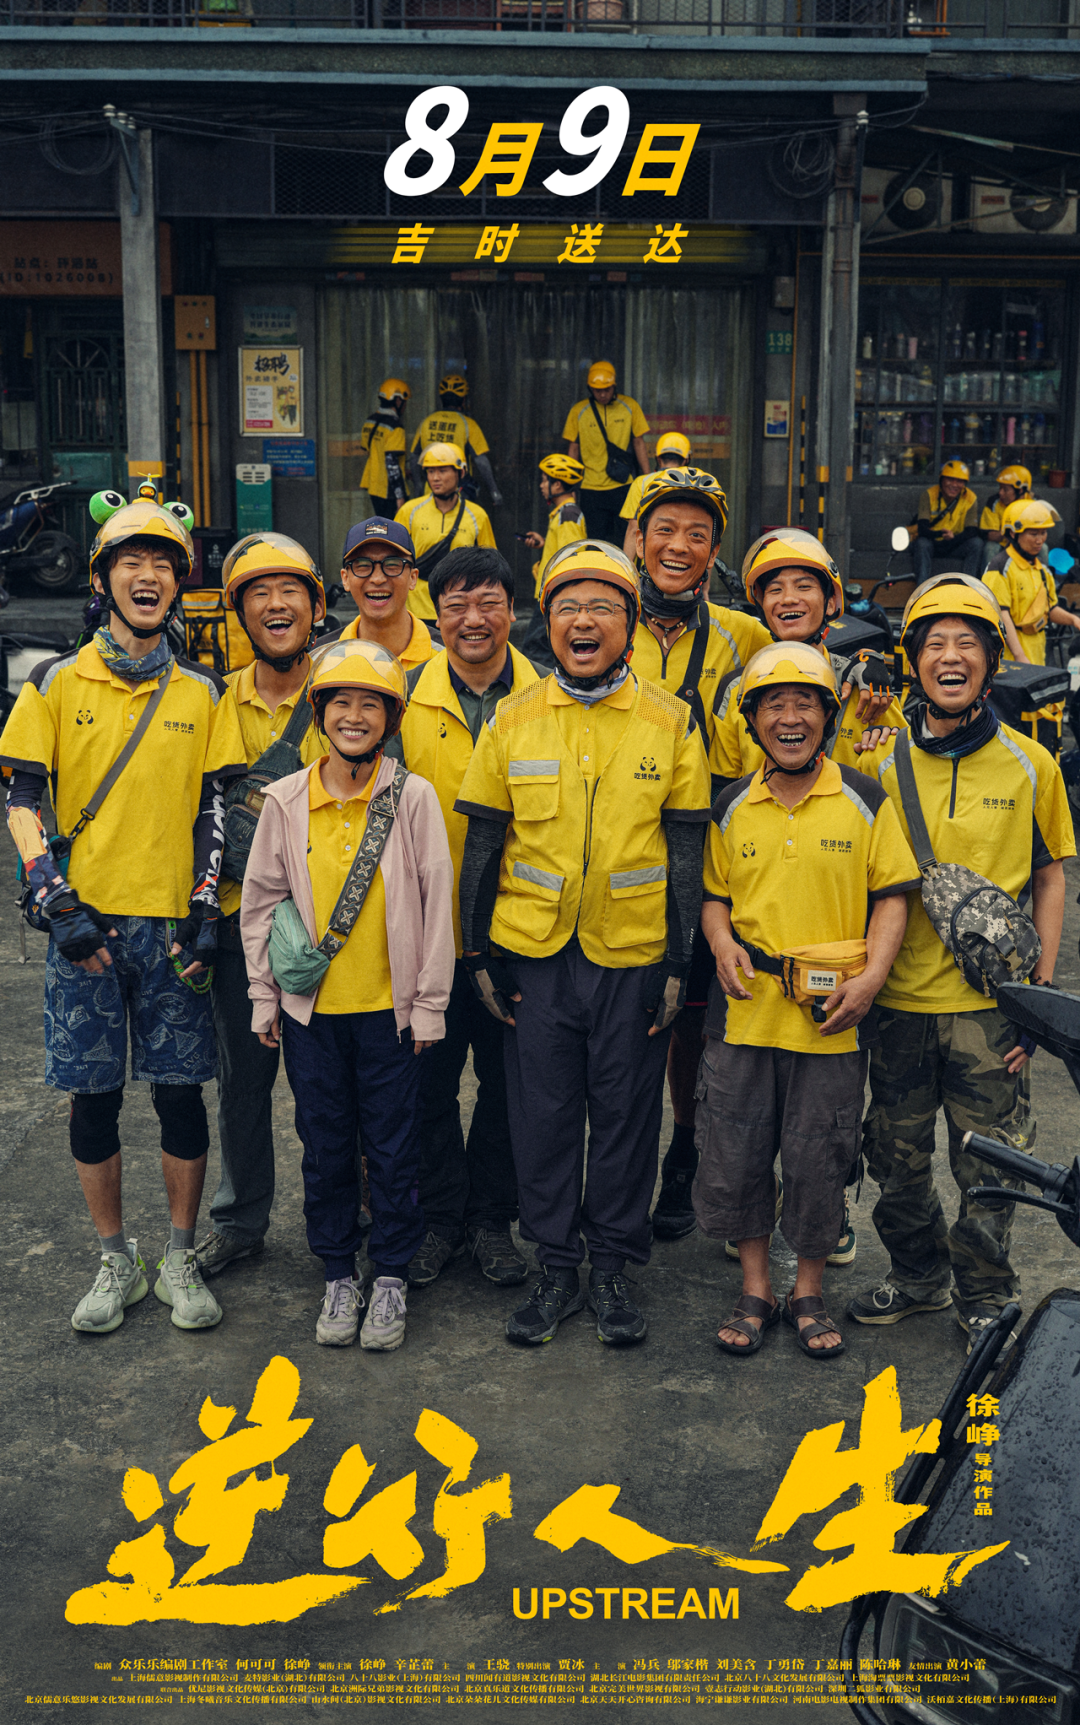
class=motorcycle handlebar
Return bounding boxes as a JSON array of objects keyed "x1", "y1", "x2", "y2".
[{"x1": 962, "y1": 1131, "x2": 1055, "y2": 1190}]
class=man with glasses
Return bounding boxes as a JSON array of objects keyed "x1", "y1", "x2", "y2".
[
  {"x1": 456, "y1": 543, "x2": 709, "y2": 1347},
  {"x1": 327, "y1": 519, "x2": 438, "y2": 669},
  {"x1": 389, "y1": 547, "x2": 542, "y2": 1292}
]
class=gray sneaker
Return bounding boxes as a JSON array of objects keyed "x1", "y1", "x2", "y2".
[
  {"x1": 360, "y1": 1277, "x2": 407, "y2": 1351},
  {"x1": 316, "y1": 1277, "x2": 364, "y2": 1347},
  {"x1": 466, "y1": 1226, "x2": 529, "y2": 1286},
  {"x1": 154, "y1": 1248, "x2": 224, "y2": 1330},
  {"x1": 71, "y1": 1242, "x2": 148, "y2": 1334},
  {"x1": 194, "y1": 1230, "x2": 264, "y2": 1278},
  {"x1": 847, "y1": 1281, "x2": 951, "y2": 1325},
  {"x1": 406, "y1": 1230, "x2": 465, "y2": 1288}
]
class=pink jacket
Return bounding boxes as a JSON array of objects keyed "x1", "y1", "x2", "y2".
[{"x1": 240, "y1": 754, "x2": 455, "y2": 1042}]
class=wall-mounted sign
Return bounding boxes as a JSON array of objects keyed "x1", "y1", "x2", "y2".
[
  {"x1": 176, "y1": 295, "x2": 217, "y2": 352},
  {"x1": 765, "y1": 331, "x2": 794, "y2": 356},
  {"x1": 236, "y1": 463, "x2": 273, "y2": 534},
  {"x1": 244, "y1": 305, "x2": 298, "y2": 342},
  {"x1": 649, "y1": 414, "x2": 732, "y2": 461},
  {"x1": 385, "y1": 88, "x2": 698, "y2": 204},
  {"x1": 0, "y1": 221, "x2": 173, "y2": 297},
  {"x1": 239, "y1": 348, "x2": 303, "y2": 437},
  {"x1": 764, "y1": 399, "x2": 791, "y2": 439},
  {"x1": 325, "y1": 225, "x2": 758, "y2": 272},
  {"x1": 263, "y1": 437, "x2": 316, "y2": 479}
]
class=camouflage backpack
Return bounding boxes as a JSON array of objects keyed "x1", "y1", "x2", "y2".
[{"x1": 893, "y1": 731, "x2": 1041, "y2": 998}]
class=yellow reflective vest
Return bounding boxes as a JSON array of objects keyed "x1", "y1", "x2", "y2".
[
  {"x1": 398, "y1": 645, "x2": 541, "y2": 954},
  {"x1": 455, "y1": 674, "x2": 710, "y2": 967}
]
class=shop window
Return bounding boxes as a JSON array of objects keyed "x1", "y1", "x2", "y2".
[{"x1": 854, "y1": 275, "x2": 1066, "y2": 484}]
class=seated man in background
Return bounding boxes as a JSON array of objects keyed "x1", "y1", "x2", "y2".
[{"x1": 909, "y1": 459, "x2": 982, "y2": 583}]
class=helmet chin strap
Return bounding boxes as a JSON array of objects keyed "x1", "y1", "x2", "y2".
[
  {"x1": 107, "y1": 592, "x2": 173, "y2": 641},
  {"x1": 639, "y1": 570, "x2": 707, "y2": 623},
  {"x1": 328, "y1": 735, "x2": 385, "y2": 779},
  {"x1": 250, "y1": 632, "x2": 314, "y2": 674}
]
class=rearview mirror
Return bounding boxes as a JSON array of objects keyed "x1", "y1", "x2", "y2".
[{"x1": 891, "y1": 527, "x2": 910, "y2": 553}]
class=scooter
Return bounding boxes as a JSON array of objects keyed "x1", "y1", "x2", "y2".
[
  {"x1": 840, "y1": 979, "x2": 1080, "y2": 1722},
  {"x1": 0, "y1": 624, "x2": 72, "y2": 720},
  {"x1": 0, "y1": 482, "x2": 82, "y2": 596}
]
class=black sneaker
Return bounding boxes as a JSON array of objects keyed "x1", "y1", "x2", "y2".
[
  {"x1": 406, "y1": 1230, "x2": 465, "y2": 1288},
  {"x1": 505, "y1": 1269, "x2": 584, "y2": 1344},
  {"x1": 587, "y1": 1269, "x2": 648, "y2": 1345},
  {"x1": 650, "y1": 1168, "x2": 698, "y2": 1241},
  {"x1": 467, "y1": 1226, "x2": 529, "y2": 1286}
]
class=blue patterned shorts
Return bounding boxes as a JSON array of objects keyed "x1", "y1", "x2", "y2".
[{"x1": 44, "y1": 915, "x2": 217, "y2": 1094}]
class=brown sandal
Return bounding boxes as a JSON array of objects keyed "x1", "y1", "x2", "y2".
[
  {"x1": 716, "y1": 1293, "x2": 781, "y2": 1357},
  {"x1": 783, "y1": 1292, "x2": 845, "y2": 1359}
]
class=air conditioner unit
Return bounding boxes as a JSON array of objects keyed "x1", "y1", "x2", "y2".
[
  {"x1": 971, "y1": 182, "x2": 1077, "y2": 236},
  {"x1": 861, "y1": 165, "x2": 951, "y2": 235}
]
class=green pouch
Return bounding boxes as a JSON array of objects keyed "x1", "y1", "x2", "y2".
[{"x1": 268, "y1": 897, "x2": 331, "y2": 996}]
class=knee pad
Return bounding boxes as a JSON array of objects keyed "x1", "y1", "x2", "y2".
[
  {"x1": 151, "y1": 1083, "x2": 209, "y2": 1161},
  {"x1": 70, "y1": 1088, "x2": 124, "y2": 1165}
]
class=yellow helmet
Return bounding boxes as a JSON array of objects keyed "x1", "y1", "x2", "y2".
[
  {"x1": 438, "y1": 373, "x2": 469, "y2": 398},
  {"x1": 89, "y1": 499, "x2": 194, "y2": 588},
  {"x1": 1002, "y1": 497, "x2": 1056, "y2": 539},
  {"x1": 655, "y1": 431, "x2": 692, "y2": 461},
  {"x1": 635, "y1": 467, "x2": 728, "y2": 540},
  {"x1": 378, "y1": 377, "x2": 410, "y2": 401},
  {"x1": 539, "y1": 453, "x2": 585, "y2": 487},
  {"x1": 222, "y1": 532, "x2": 324, "y2": 614},
  {"x1": 307, "y1": 638, "x2": 409, "y2": 738},
  {"x1": 899, "y1": 574, "x2": 1007, "y2": 663},
  {"x1": 741, "y1": 527, "x2": 843, "y2": 615},
  {"x1": 939, "y1": 459, "x2": 971, "y2": 482},
  {"x1": 539, "y1": 539, "x2": 641, "y2": 623},
  {"x1": 587, "y1": 360, "x2": 617, "y2": 391},
  {"x1": 736, "y1": 643, "x2": 841, "y2": 746},
  {"x1": 996, "y1": 464, "x2": 1031, "y2": 495},
  {"x1": 421, "y1": 441, "x2": 467, "y2": 473}
]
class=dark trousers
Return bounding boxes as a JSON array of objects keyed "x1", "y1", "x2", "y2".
[
  {"x1": 210, "y1": 921, "x2": 278, "y2": 1242},
  {"x1": 502, "y1": 942, "x2": 670, "y2": 1272},
  {"x1": 281, "y1": 1008, "x2": 424, "y2": 1281},
  {"x1": 579, "y1": 486, "x2": 630, "y2": 546},
  {"x1": 417, "y1": 958, "x2": 518, "y2": 1241},
  {"x1": 912, "y1": 535, "x2": 983, "y2": 583}
]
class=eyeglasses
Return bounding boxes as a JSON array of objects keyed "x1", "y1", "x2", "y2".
[
  {"x1": 550, "y1": 598, "x2": 619, "y2": 619},
  {"x1": 346, "y1": 556, "x2": 409, "y2": 579}
]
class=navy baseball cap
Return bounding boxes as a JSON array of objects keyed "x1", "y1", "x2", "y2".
[{"x1": 342, "y1": 517, "x2": 415, "y2": 563}]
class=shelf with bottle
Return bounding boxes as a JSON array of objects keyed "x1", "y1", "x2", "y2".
[
  {"x1": 940, "y1": 410, "x2": 1056, "y2": 449},
  {"x1": 944, "y1": 321, "x2": 1053, "y2": 367},
  {"x1": 857, "y1": 365, "x2": 936, "y2": 406}
]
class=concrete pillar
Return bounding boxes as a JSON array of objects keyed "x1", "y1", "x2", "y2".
[
  {"x1": 119, "y1": 129, "x2": 165, "y2": 482},
  {"x1": 824, "y1": 94, "x2": 868, "y2": 580}
]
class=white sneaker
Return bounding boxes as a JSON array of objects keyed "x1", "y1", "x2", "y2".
[
  {"x1": 316, "y1": 1277, "x2": 364, "y2": 1346},
  {"x1": 71, "y1": 1241, "x2": 148, "y2": 1333},
  {"x1": 154, "y1": 1247, "x2": 223, "y2": 1330},
  {"x1": 360, "y1": 1276, "x2": 407, "y2": 1352}
]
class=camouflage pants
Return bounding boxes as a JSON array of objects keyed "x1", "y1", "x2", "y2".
[{"x1": 864, "y1": 1005, "x2": 1034, "y2": 1310}]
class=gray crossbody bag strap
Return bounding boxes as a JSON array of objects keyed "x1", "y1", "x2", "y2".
[
  {"x1": 891, "y1": 730, "x2": 937, "y2": 873},
  {"x1": 315, "y1": 760, "x2": 408, "y2": 962},
  {"x1": 69, "y1": 669, "x2": 172, "y2": 838}
]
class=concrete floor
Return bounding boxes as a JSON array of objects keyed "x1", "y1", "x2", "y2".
[{"x1": 2, "y1": 601, "x2": 1079, "y2": 1720}]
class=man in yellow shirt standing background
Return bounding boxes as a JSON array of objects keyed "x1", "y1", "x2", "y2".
[
  {"x1": 982, "y1": 497, "x2": 1080, "y2": 753},
  {"x1": 359, "y1": 377, "x2": 410, "y2": 516},
  {"x1": 396, "y1": 443, "x2": 497, "y2": 624},
  {"x1": 524, "y1": 453, "x2": 586, "y2": 598},
  {"x1": 563, "y1": 360, "x2": 650, "y2": 545},
  {"x1": 410, "y1": 372, "x2": 503, "y2": 509}
]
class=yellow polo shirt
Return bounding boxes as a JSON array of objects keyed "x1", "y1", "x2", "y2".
[
  {"x1": 984, "y1": 557, "x2": 1058, "y2": 664},
  {"x1": 876, "y1": 725, "x2": 1075, "y2": 1014},
  {"x1": 218, "y1": 659, "x2": 325, "y2": 918},
  {"x1": 334, "y1": 611, "x2": 436, "y2": 673},
  {"x1": 395, "y1": 494, "x2": 497, "y2": 622},
  {"x1": 307, "y1": 761, "x2": 393, "y2": 1015},
  {"x1": 411, "y1": 411, "x2": 489, "y2": 470},
  {"x1": 709, "y1": 645, "x2": 906, "y2": 782},
  {"x1": 633, "y1": 604, "x2": 772, "y2": 758},
  {"x1": 532, "y1": 498, "x2": 586, "y2": 597},
  {"x1": 562, "y1": 395, "x2": 649, "y2": 492},
  {"x1": 914, "y1": 484, "x2": 978, "y2": 542},
  {"x1": 705, "y1": 759, "x2": 920, "y2": 1055},
  {"x1": 980, "y1": 496, "x2": 1060, "y2": 536},
  {"x1": 619, "y1": 472, "x2": 652, "y2": 520},
  {"x1": 456, "y1": 673, "x2": 709, "y2": 967},
  {"x1": 359, "y1": 415, "x2": 407, "y2": 500},
  {"x1": 0, "y1": 643, "x2": 246, "y2": 919}
]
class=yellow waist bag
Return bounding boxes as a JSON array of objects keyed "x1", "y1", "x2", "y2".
[
  {"x1": 1017, "y1": 579, "x2": 1050, "y2": 635},
  {"x1": 737, "y1": 934, "x2": 868, "y2": 1023}
]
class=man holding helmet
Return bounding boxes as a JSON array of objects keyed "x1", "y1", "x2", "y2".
[
  {"x1": 909, "y1": 460, "x2": 983, "y2": 583},
  {"x1": 396, "y1": 442, "x2": 497, "y2": 624},
  {"x1": 695, "y1": 644, "x2": 916, "y2": 1358},
  {"x1": 850, "y1": 575, "x2": 1074, "y2": 1350},
  {"x1": 360, "y1": 377, "x2": 411, "y2": 516},
  {"x1": 983, "y1": 497, "x2": 1080, "y2": 755},
  {"x1": 410, "y1": 373, "x2": 502, "y2": 509},
  {"x1": 563, "y1": 361, "x2": 650, "y2": 544},
  {"x1": 455, "y1": 541, "x2": 710, "y2": 1347},
  {"x1": 1, "y1": 496, "x2": 246, "y2": 1334},
  {"x1": 195, "y1": 532, "x2": 327, "y2": 1281}
]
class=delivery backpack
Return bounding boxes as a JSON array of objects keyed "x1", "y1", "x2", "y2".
[
  {"x1": 893, "y1": 729, "x2": 1041, "y2": 997},
  {"x1": 221, "y1": 693, "x2": 314, "y2": 883},
  {"x1": 181, "y1": 588, "x2": 255, "y2": 676}
]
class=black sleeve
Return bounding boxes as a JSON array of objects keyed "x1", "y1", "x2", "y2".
[
  {"x1": 458, "y1": 813, "x2": 507, "y2": 952},
  {"x1": 191, "y1": 775, "x2": 226, "y2": 908},
  {"x1": 665, "y1": 819, "x2": 705, "y2": 970},
  {"x1": 5, "y1": 767, "x2": 47, "y2": 813},
  {"x1": 916, "y1": 520, "x2": 938, "y2": 541},
  {"x1": 1032, "y1": 813, "x2": 1054, "y2": 874}
]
